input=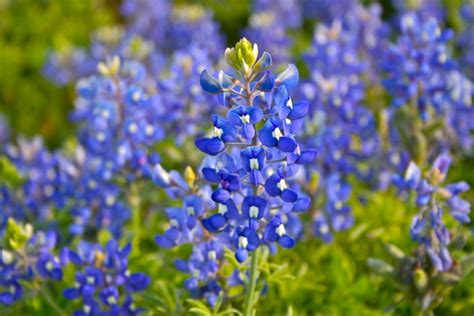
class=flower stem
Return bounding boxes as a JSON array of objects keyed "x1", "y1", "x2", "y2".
[
  {"x1": 130, "y1": 182, "x2": 141, "y2": 255},
  {"x1": 39, "y1": 286, "x2": 66, "y2": 316},
  {"x1": 243, "y1": 248, "x2": 260, "y2": 316}
]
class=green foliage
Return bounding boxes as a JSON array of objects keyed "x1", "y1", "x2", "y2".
[
  {"x1": 4, "y1": 218, "x2": 33, "y2": 250},
  {"x1": 0, "y1": 0, "x2": 116, "y2": 147},
  {"x1": 0, "y1": 155, "x2": 22, "y2": 187},
  {"x1": 1, "y1": 1, "x2": 473, "y2": 315}
]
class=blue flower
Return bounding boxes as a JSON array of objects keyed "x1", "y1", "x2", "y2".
[
  {"x1": 227, "y1": 106, "x2": 263, "y2": 140},
  {"x1": 196, "y1": 115, "x2": 237, "y2": 156},
  {"x1": 241, "y1": 146, "x2": 266, "y2": 185},
  {"x1": 242, "y1": 195, "x2": 268, "y2": 223},
  {"x1": 259, "y1": 117, "x2": 297, "y2": 152},
  {"x1": 401, "y1": 154, "x2": 471, "y2": 271},
  {"x1": 64, "y1": 241, "x2": 149, "y2": 314},
  {"x1": 265, "y1": 170, "x2": 298, "y2": 202},
  {"x1": 233, "y1": 226, "x2": 260, "y2": 263},
  {"x1": 264, "y1": 215, "x2": 295, "y2": 248}
]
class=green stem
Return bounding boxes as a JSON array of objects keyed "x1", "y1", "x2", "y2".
[
  {"x1": 243, "y1": 248, "x2": 260, "y2": 316},
  {"x1": 39, "y1": 286, "x2": 66, "y2": 316},
  {"x1": 130, "y1": 183, "x2": 141, "y2": 255}
]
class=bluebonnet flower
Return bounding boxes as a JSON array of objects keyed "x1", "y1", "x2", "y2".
[
  {"x1": 121, "y1": 0, "x2": 170, "y2": 45},
  {"x1": 64, "y1": 240, "x2": 150, "y2": 315},
  {"x1": 459, "y1": 4, "x2": 474, "y2": 79},
  {"x1": 2, "y1": 137, "x2": 76, "y2": 225},
  {"x1": 0, "y1": 222, "x2": 64, "y2": 306},
  {"x1": 301, "y1": 17, "x2": 383, "y2": 241},
  {"x1": 302, "y1": 0, "x2": 358, "y2": 22},
  {"x1": 391, "y1": 0, "x2": 445, "y2": 21},
  {"x1": 155, "y1": 38, "x2": 316, "y2": 303},
  {"x1": 381, "y1": 12, "x2": 474, "y2": 153},
  {"x1": 175, "y1": 240, "x2": 224, "y2": 306},
  {"x1": 195, "y1": 115, "x2": 237, "y2": 156},
  {"x1": 44, "y1": 1, "x2": 224, "y2": 85},
  {"x1": 394, "y1": 154, "x2": 471, "y2": 271}
]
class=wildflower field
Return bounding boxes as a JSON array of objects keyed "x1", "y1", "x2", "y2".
[{"x1": 1, "y1": 0, "x2": 474, "y2": 315}]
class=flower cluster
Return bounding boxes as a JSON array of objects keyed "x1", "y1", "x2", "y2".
[
  {"x1": 458, "y1": 4, "x2": 474, "y2": 80},
  {"x1": 64, "y1": 240, "x2": 149, "y2": 315},
  {"x1": 301, "y1": 13, "x2": 382, "y2": 241},
  {"x1": 44, "y1": 0, "x2": 224, "y2": 86},
  {"x1": 394, "y1": 154, "x2": 471, "y2": 271},
  {"x1": 381, "y1": 12, "x2": 474, "y2": 153},
  {"x1": 0, "y1": 220, "x2": 64, "y2": 305},
  {"x1": 2, "y1": 137, "x2": 75, "y2": 225},
  {"x1": 155, "y1": 38, "x2": 316, "y2": 303}
]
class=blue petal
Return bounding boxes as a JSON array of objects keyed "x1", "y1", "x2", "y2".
[
  {"x1": 289, "y1": 101, "x2": 309, "y2": 120},
  {"x1": 227, "y1": 108, "x2": 242, "y2": 126},
  {"x1": 277, "y1": 136, "x2": 297, "y2": 152},
  {"x1": 281, "y1": 189, "x2": 298, "y2": 202},
  {"x1": 202, "y1": 214, "x2": 227, "y2": 233},
  {"x1": 64, "y1": 288, "x2": 81, "y2": 300},
  {"x1": 155, "y1": 235, "x2": 174, "y2": 248},
  {"x1": 202, "y1": 167, "x2": 220, "y2": 183},
  {"x1": 195, "y1": 137, "x2": 225, "y2": 156},
  {"x1": 68, "y1": 250, "x2": 83, "y2": 265},
  {"x1": 293, "y1": 197, "x2": 311, "y2": 212},
  {"x1": 175, "y1": 259, "x2": 189, "y2": 273},
  {"x1": 295, "y1": 149, "x2": 317, "y2": 164},
  {"x1": 250, "y1": 170, "x2": 263, "y2": 186},
  {"x1": 247, "y1": 231, "x2": 260, "y2": 251},
  {"x1": 254, "y1": 52, "x2": 272, "y2": 72},
  {"x1": 265, "y1": 227, "x2": 279, "y2": 243},
  {"x1": 235, "y1": 249, "x2": 249, "y2": 263},
  {"x1": 242, "y1": 124, "x2": 255, "y2": 140},
  {"x1": 278, "y1": 235, "x2": 295, "y2": 248},
  {"x1": 211, "y1": 188, "x2": 231, "y2": 203},
  {"x1": 264, "y1": 174, "x2": 281, "y2": 197},
  {"x1": 200, "y1": 70, "x2": 222, "y2": 94},
  {"x1": 258, "y1": 71, "x2": 275, "y2": 91},
  {"x1": 258, "y1": 126, "x2": 277, "y2": 147},
  {"x1": 248, "y1": 106, "x2": 263, "y2": 123},
  {"x1": 276, "y1": 64, "x2": 299, "y2": 90}
]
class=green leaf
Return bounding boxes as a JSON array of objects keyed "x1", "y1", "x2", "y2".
[
  {"x1": 461, "y1": 254, "x2": 474, "y2": 277},
  {"x1": 0, "y1": 156, "x2": 22, "y2": 188},
  {"x1": 187, "y1": 299, "x2": 213, "y2": 313},
  {"x1": 367, "y1": 258, "x2": 394, "y2": 276},
  {"x1": 188, "y1": 307, "x2": 212, "y2": 316},
  {"x1": 212, "y1": 292, "x2": 224, "y2": 315},
  {"x1": 218, "y1": 309, "x2": 243, "y2": 316}
]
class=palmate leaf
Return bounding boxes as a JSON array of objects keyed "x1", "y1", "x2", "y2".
[{"x1": 187, "y1": 299, "x2": 213, "y2": 316}]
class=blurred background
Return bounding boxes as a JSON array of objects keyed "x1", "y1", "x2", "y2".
[
  {"x1": 0, "y1": 0, "x2": 465, "y2": 147},
  {"x1": 0, "y1": 1, "x2": 473, "y2": 315}
]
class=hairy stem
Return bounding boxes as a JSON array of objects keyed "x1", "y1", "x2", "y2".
[
  {"x1": 39, "y1": 286, "x2": 66, "y2": 316},
  {"x1": 130, "y1": 182, "x2": 141, "y2": 255},
  {"x1": 243, "y1": 248, "x2": 260, "y2": 316}
]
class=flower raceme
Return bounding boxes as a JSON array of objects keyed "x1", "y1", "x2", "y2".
[
  {"x1": 154, "y1": 38, "x2": 316, "y2": 304},
  {"x1": 394, "y1": 154, "x2": 471, "y2": 271}
]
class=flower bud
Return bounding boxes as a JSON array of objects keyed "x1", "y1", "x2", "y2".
[
  {"x1": 413, "y1": 268, "x2": 428, "y2": 292},
  {"x1": 5, "y1": 218, "x2": 33, "y2": 250},
  {"x1": 225, "y1": 38, "x2": 259, "y2": 75},
  {"x1": 368, "y1": 258, "x2": 394, "y2": 275},
  {"x1": 385, "y1": 243, "x2": 405, "y2": 260},
  {"x1": 184, "y1": 166, "x2": 196, "y2": 188},
  {"x1": 97, "y1": 55, "x2": 121, "y2": 77}
]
